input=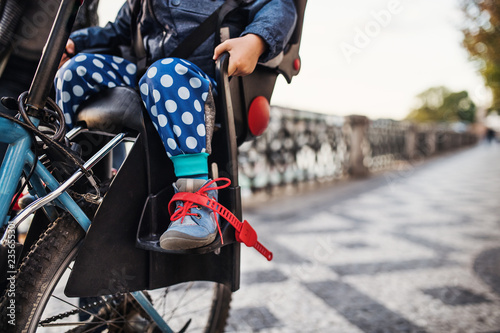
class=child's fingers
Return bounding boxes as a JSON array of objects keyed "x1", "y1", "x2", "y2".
[
  {"x1": 213, "y1": 40, "x2": 231, "y2": 60},
  {"x1": 66, "y1": 39, "x2": 76, "y2": 56},
  {"x1": 59, "y1": 54, "x2": 72, "y2": 69},
  {"x1": 213, "y1": 40, "x2": 238, "y2": 76},
  {"x1": 58, "y1": 39, "x2": 75, "y2": 69}
]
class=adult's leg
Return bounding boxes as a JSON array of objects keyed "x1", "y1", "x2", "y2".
[{"x1": 0, "y1": 56, "x2": 38, "y2": 159}]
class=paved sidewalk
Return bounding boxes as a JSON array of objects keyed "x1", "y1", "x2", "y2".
[{"x1": 226, "y1": 143, "x2": 500, "y2": 333}]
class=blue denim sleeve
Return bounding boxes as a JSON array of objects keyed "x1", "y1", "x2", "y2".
[
  {"x1": 70, "y1": 2, "x2": 132, "y2": 53},
  {"x1": 242, "y1": 0, "x2": 297, "y2": 63}
]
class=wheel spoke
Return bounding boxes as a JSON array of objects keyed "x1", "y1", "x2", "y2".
[
  {"x1": 48, "y1": 295, "x2": 122, "y2": 330},
  {"x1": 167, "y1": 281, "x2": 195, "y2": 321},
  {"x1": 3, "y1": 215, "x2": 231, "y2": 332}
]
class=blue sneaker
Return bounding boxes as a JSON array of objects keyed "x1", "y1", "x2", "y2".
[{"x1": 159, "y1": 178, "x2": 219, "y2": 250}]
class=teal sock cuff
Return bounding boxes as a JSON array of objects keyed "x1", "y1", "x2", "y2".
[{"x1": 170, "y1": 153, "x2": 209, "y2": 178}]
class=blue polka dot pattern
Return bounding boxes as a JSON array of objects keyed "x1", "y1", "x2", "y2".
[
  {"x1": 54, "y1": 54, "x2": 216, "y2": 159},
  {"x1": 55, "y1": 53, "x2": 137, "y2": 128},
  {"x1": 138, "y1": 58, "x2": 215, "y2": 157}
]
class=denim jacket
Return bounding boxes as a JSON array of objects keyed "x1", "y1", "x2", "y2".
[{"x1": 70, "y1": 0, "x2": 297, "y2": 77}]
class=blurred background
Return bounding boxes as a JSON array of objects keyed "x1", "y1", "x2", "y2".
[
  {"x1": 96, "y1": 0, "x2": 499, "y2": 131},
  {"x1": 1, "y1": 0, "x2": 500, "y2": 332}
]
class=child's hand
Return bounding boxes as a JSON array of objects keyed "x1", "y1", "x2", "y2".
[
  {"x1": 59, "y1": 39, "x2": 76, "y2": 68},
  {"x1": 213, "y1": 34, "x2": 267, "y2": 76}
]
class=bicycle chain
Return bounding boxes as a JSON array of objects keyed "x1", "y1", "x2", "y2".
[{"x1": 39, "y1": 294, "x2": 122, "y2": 325}]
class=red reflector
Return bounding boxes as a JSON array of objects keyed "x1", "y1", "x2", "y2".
[
  {"x1": 248, "y1": 96, "x2": 270, "y2": 137},
  {"x1": 293, "y1": 58, "x2": 301, "y2": 71}
]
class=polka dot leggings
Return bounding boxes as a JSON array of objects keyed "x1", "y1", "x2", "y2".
[{"x1": 55, "y1": 53, "x2": 217, "y2": 178}]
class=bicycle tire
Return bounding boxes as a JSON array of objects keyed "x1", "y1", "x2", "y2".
[{"x1": 0, "y1": 214, "x2": 232, "y2": 332}]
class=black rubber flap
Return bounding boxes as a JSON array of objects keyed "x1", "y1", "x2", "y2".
[{"x1": 66, "y1": 132, "x2": 240, "y2": 297}]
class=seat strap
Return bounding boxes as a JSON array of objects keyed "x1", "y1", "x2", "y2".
[
  {"x1": 132, "y1": 0, "x2": 253, "y2": 71},
  {"x1": 169, "y1": 0, "x2": 241, "y2": 59}
]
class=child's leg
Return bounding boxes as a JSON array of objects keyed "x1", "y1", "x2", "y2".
[
  {"x1": 138, "y1": 58, "x2": 219, "y2": 250},
  {"x1": 138, "y1": 58, "x2": 216, "y2": 180},
  {"x1": 54, "y1": 53, "x2": 137, "y2": 128}
]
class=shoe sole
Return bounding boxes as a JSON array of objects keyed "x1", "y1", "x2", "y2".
[{"x1": 159, "y1": 231, "x2": 217, "y2": 250}]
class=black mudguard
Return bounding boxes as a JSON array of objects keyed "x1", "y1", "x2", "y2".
[{"x1": 65, "y1": 86, "x2": 240, "y2": 297}]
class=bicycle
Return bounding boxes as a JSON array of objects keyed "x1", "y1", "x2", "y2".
[{"x1": 0, "y1": 0, "x2": 306, "y2": 331}]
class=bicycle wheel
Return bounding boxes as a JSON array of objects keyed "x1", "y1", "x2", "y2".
[{"x1": 0, "y1": 214, "x2": 232, "y2": 332}]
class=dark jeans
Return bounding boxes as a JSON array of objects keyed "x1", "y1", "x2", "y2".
[{"x1": 0, "y1": 55, "x2": 39, "y2": 159}]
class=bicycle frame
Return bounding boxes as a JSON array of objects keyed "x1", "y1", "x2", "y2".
[
  {"x1": 0, "y1": 123, "x2": 173, "y2": 328},
  {"x1": 0, "y1": 0, "x2": 307, "y2": 330},
  {"x1": 0, "y1": 0, "x2": 177, "y2": 331},
  {"x1": 0, "y1": 0, "x2": 88, "y2": 232},
  {"x1": 0, "y1": 117, "x2": 128, "y2": 238}
]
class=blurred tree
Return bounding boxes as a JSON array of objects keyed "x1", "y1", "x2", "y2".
[
  {"x1": 405, "y1": 86, "x2": 476, "y2": 123},
  {"x1": 461, "y1": 0, "x2": 500, "y2": 110}
]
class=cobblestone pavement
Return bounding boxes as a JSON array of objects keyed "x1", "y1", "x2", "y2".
[{"x1": 225, "y1": 143, "x2": 500, "y2": 333}]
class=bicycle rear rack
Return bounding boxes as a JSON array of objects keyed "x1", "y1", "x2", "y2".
[{"x1": 0, "y1": 132, "x2": 125, "y2": 246}]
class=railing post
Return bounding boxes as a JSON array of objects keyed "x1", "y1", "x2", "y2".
[
  {"x1": 345, "y1": 115, "x2": 370, "y2": 178},
  {"x1": 426, "y1": 126, "x2": 437, "y2": 156},
  {"x1": 405, "y1": 122, "x2": 416, "y2": 160}
]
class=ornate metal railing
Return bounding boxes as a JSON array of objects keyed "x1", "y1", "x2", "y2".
[
  {"x1": 238, "y1": 107, "x2": 348, "y2": 193},
  {"x1": 238, "y1": 107, "x2": 479, "y2": 193},
  {"x1": 364, "y1": 119, "x2": 408, "y2": 172}
]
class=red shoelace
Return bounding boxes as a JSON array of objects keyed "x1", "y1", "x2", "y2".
[
  {"x1": 169, "y1": 178, "x2": 230, "y2": 244},
  {"x1": 168, "y1": 177, "x2": 273, "y2": 260}
]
